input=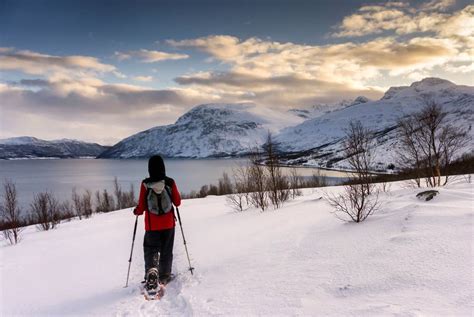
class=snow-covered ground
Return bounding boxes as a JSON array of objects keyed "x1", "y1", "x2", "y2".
[{"x1": 1, "y1": 179, "x2": 473, "y2": 316}]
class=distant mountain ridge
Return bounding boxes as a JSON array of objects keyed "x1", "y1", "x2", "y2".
[
  {"x1": 275, "y1": 77, "x2": 474, "y2": 170},
  {"x1": 5, "y1": 78, "x2": 473, "y2": 170},
  {"x1": 0, "y1": 137, "x2": 109, "y2": 159},
  {"x1": 98, "y1": 103, "x2": 275, "y2": 158}
]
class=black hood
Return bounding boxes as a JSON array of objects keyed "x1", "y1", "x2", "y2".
[{"x1": 147, "y1": 155, "x2": 166, "y2": 181}]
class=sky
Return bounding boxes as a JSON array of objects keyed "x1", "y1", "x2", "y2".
[{"x1": 0, "y1": 0, "x2": 473, "y2": 145}]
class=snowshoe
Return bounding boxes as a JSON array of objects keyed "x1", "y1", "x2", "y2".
[{"x1": 143, "y1": 268, "x2": 165, "y2": 300}]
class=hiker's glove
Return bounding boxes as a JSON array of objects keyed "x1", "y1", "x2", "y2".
[{"x1": 133, "y1": 208, "x2": 139, "y2": 215}]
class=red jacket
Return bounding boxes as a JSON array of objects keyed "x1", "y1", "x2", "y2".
[{"x1": 134, "y1": 177, "x2": 181, "y2": 231}]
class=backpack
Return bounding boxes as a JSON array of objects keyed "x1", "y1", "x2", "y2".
[{"x1": 145, "y1": 180, "x2": 173, "y2": 215}]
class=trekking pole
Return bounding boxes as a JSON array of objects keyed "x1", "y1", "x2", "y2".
[
  {"x1": 124, "y1": 215, "x2": 139, "y2": 288},
  {"x1": 176, "y1": 207, "x2": 195, "y2": 275}
]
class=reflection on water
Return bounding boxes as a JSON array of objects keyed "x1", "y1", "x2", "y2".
[{"x1": 0, "y1": 158, "x2": 348, "y2": 211}]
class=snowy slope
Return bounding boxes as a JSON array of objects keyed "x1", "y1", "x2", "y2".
[
  {"x1": 288, "y1": 96, "x2": 370, "y2": 119},
  {"x1": 0, "y1": 137, "x2": 108, "y2": 159},
  {"x1": 1, "y1": 179, "x2": 472, "y2": 316},
  {"x1": 276, "y1": 78, "x2": 474, "y2": 171},
  {"x1": 99, "y1": 103, "x2": 302, "y2": 159}
]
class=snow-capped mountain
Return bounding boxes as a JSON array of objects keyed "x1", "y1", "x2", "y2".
[
  {"x1": 288, "y1": 96, "x2": 370, "y2": 119},
  {"x1": 99, "y1": 103, "x2": 299, "y2": 158},
  {"x1": 275, "y1": 78, "x2": 474, "y2": 171},
  {"x1": 99, "y1": 78, "x2": 473, "y2": 167},
  {"x1": 0, "y1": 137, "x2": 108, "y2": 159}
]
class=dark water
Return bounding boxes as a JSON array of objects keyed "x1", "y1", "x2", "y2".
[{"x1": 0, "y1": 158, "x2": 348, "y2": 211}]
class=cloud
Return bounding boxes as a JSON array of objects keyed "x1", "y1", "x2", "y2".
[
  {"x1": 167, "y1": 2, "x2": 472, "y2": 108},
  {"x1": 1, "y1": 1, "x2": 472, "y2": 144},
  {"x1": 420, "y1": 0, "x2": 455, "y2": 12},
  {"x1": 133, "y1": 75, "x2": 153, "y2": 82},
  {"x1": 113, "y1": 71, "x2": 127, "y2": 78},
  {"x1": 0, "y1": 78, "x2": 214, "y2": 144},
  {"x1": 169, "y1": 33, "x2": 465, "y2": 107},
  {"x1": 114, "y1": 49, "x2": 189, "y2": 63},
  {"x1": 0, "y1": 48, "x2": 116, "y2": 76},
  {"x1": 332, "y1": 1, "x2": 472, "y2": 38}
]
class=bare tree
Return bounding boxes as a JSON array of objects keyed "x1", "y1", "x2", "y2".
[
  {"x1": 1, "y1": 179, "x2": 23, "y2": 244},
  {"x1": 82, "y1": 190, "x2": 93, "y2": 217},
  {"x1": 199, "y1": 185, "x2": 209, "y2": 198},
  {"x1": 72, "y1": 188, "x2": 93, "y2": 218},
  {"x1": 96, "y1": 189, "x2": 115, "y2": 212},
  {"x1": 113, "y1": 177, "x2": 123, "y2": 210},
  {"x1": 218, "y1": 172, "x2": 233, "y2": 195},
  {"x1": 397, "y1": 116, "x2": 424, "y2": 187},
  {"x1": 58, "y1": 200, "x2": 75, "y2": 221},
  {"x1": 344, "y1": 120, "x2": 374, "y2": 194},
  {"x1": 397, "y1": 101, "x2": 469, "y2": 187},
  {"x1": 123, "y1": 183, "x2": 137, "y2": 208},
  {"x1": 328, "y1": 120, "x2": 378, "y2": 222},
  {"x1": 112, "y1": 178, "x2": 136, "y2": 209},
  {"x1": 327, "y1": 184, "x2": 379, "y2": 222},
  {"x1": 226, "y1": 166, "x2": 250, "y2": 212},
  {"x1": 31, "y1": 192, "x2": 61, "y2": 231},
  {"x1": 438, "y1": 124, "x2": 469, "y2": 185},
  {"x1": 288, "y1": 167, "x2": 302, "y2": 199},
  {"x1": 248, "y1": 149, "x2": 269, "y2": 212},
  {"x1": 72, "y1": 188, "x2": 83, "y2": 219},
  {"x1": 264, "y1": 132, "x2": 290, "y2": 209},
  {"x1": 302, "y1": 170, "x2": 327, "y2": 188}
]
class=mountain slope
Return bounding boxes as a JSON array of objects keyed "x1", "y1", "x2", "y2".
[
  {"x1": 288, "y1": 96, "x2": 370, "y2": 119},
  {"x1": 99, "y1": 103, "x2": 300, "y2": 158},
  {"x1": 0, "y1": 137, "x2": 109, "y2": 159},
  {"x1": 275, "y1": 78, "x2": 474, "y2": 170}
]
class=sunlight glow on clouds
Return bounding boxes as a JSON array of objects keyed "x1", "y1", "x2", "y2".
[
  {"x1": 0, "y1": 0, "x2": 472, "y2": 144},
  {"x1": 114, "y1": 49, "x2": 189, "y2": 63},
  {"x1": 133, "y1": 75, "x2": 153, "y2": 82},
  {"x1": 0, "y1": 48, "x2": 115, "y2": 76}
]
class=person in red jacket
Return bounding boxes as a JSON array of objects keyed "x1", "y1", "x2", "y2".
[{"x1": 134, "y1": 155, "x2": 181, "y2": 286}]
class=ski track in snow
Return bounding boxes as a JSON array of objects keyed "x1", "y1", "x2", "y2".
[{"x1": 1, "y1": 180, "x2": 473, "y2": 316}]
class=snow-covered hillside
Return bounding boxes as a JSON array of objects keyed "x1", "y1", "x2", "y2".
[
  {"x1": 276, "y1": 78, "x2": 474, "y2": 171},
  {"x1": 99, "y1": 103, "x2": 302, "y2": 159},
  {"x1": 1, "y1": 179, "x2": 472, "y2": 316},
  {"x1": 98, "y1": 78, "x2": 472, "y2": 166},
  {"x1": 0, "y1": 137, "x2": 108, "y2": 159},
  {"x1": 288, "y1": 96, "x2": 370, "y2": 119}
]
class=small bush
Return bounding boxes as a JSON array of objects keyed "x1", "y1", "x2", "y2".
[
  {"x1": 1, "y1": 179, "x2": 24, "y2": 244},
  {"x1": 30, "y1": 192, "x2": 61, "y2": 231}
]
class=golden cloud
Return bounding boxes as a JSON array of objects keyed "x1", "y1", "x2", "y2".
[
  {"x1": 0, "y1": 48, "x2": 116, "y2": 76},
  {"x1": 114, "y1": 49, "x2": 189, "y2": 63}
]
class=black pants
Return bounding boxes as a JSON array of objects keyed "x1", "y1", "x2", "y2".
[{"x1": 143, "y1": 228, "x2": 175, "y2": 278}]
